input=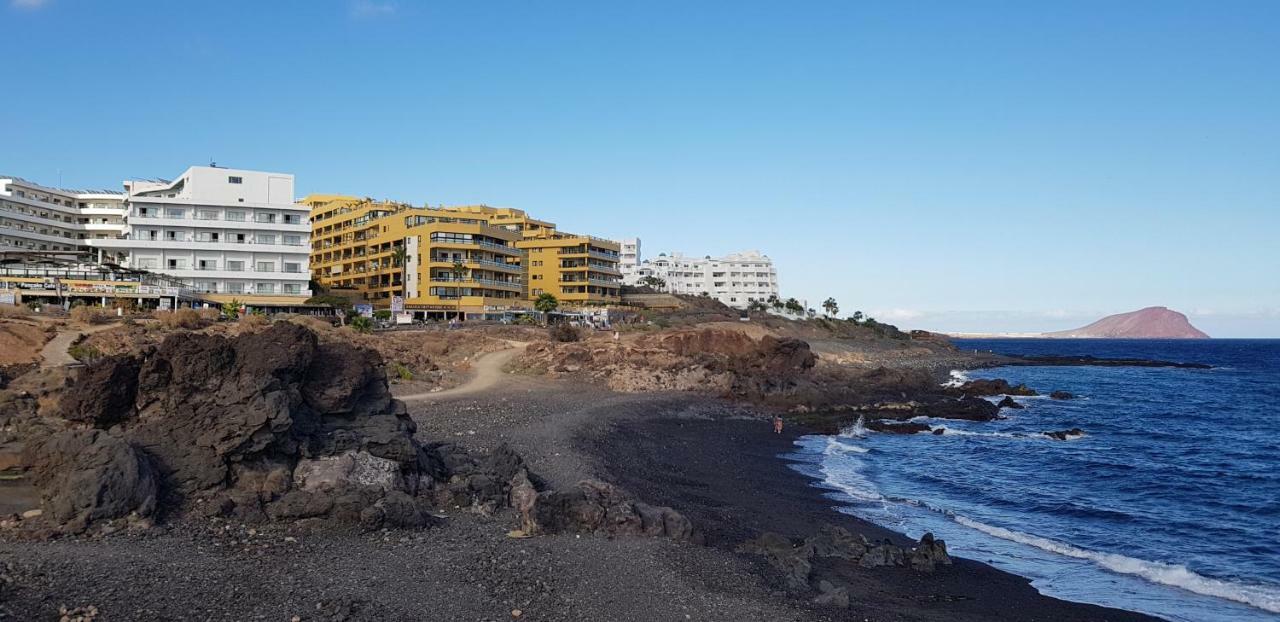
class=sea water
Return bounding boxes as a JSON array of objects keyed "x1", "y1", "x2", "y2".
[{"x1": 788, "y1": 339, "x2": 1280, "y2": 621}]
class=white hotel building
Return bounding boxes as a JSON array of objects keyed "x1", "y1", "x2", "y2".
[
  {"x1": 625, "y1": 249, "x2": 780, "y2": 309},
  {"x1": 1, "y1": 166, "x2": 310, "y2": 302}
]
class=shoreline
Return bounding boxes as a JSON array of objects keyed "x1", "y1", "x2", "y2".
[{"x1": 590, "y1": 407, "x2": 1162, "y2": 621}]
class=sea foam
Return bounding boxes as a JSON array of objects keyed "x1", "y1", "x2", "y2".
[{"x1": 951, "y1": 516, "x2": 1280, "y2": 614}]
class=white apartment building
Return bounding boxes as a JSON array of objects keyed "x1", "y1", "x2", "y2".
[
  {"x1": 619, "y1": 237, "x2": 641, "y2": 278},
  {"x1": 626, "y1": 250, "x2": 779, "y2": 308},
  {"x1": 2, "y1": 166, "x2": 310, "y2": 300},
  {"x1": 0, "y1": 177, "x2": 126, "y2": 255},
  {"x1": 90, "y1": 166, "x2": 310, "y2": 298}
]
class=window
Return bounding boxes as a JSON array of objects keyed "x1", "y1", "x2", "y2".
[
  {"x1": 283, "y1": 235, "x2": 302, "y2": 246},
  {"x1": 225, "y1": 211, "x2": 245, "y2": 222},
  {"x1": 256, "y1": 283, "x2": 275, "y2": 294},
  {"x1": 283, "y1": 284, "x2": 301, "y2": 295},
  {"x1": 256, "y1": 261, "x2": 275, "y2": 272},
  {"x1": 167, "y1": 259, "x2": 187, "y2": 270},
  {"x1": 197, "y1": 210, "x2": 219, "y2": 220},
  {"x1": 228, "y1": 176, "x2": 243, "y2": 184},
  {"x1": 166, "y1": 231, "x2": 183, "y2": 241},
  {"x1": 136, "y1": 258, "x2": 158, "y2": 269},
  {"x1": 226, "y1": 282, "x2": 244, "y2": 294},
  {"x1": 226, "y1": 260, "x2": 244, "y2": 271},
  {"x1": 255, "y1": 233, "x2": 276, "y2": 244},
  {"x1": 234, "y1": 233, "x2": 246, "y2": 243},
  {"x1": 195, "y1": 232, "x2": 221, "y2": 243},
  {"x1": 166, "y1": 208, "x2": 185, "y2": 219},
  {"x1": 255, "y1": 213, "x2": 276, "y2": 224},
  {"x1": 284, "y1": 262, "x2": 301, "y2": 274},
  {"x1": 283, "y1": 214, "x2": 301, "y2": 225},
  {"x1": 197, "y1": 259, "x2": 216, "y2": 271}
]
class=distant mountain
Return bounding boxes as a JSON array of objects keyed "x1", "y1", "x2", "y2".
[{"x1": 1044, "y1": 307, "x2": 1209, "y2": 339}]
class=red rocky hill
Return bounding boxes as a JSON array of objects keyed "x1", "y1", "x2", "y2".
[{"x1": 1045, "y1": 307, "x2": 1209, "y2": 339}]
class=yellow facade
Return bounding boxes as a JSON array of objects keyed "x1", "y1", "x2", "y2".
[
  {"x1": 437, "y1": 206, "x2": 622, "y2": 305},
  {"x1": 516, "y1": 232, "x2": 622, "y2": 305},
  {"x1": 307, "y1": 196, "x2": 524, "y2": 316},
  {"x1": 305, "y1": 197, "x2": 622, "y2": 313}
]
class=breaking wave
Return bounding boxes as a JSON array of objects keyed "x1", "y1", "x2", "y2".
[{"x1": 951, "y1": 516, "x2": 1280, "y2": 614}]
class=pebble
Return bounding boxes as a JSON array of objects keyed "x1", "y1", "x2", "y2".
[{"x1": 21, "y1": 509, "x2": 43, "y2": 519}]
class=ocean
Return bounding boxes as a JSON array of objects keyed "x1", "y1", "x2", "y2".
[{"x1": 788, "y1": 339, "x2": 1280, "y2": 621}]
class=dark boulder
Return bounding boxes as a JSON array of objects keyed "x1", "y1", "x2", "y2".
[
  {"x1": 1043, "y1": 428, "x2": 1085, "y2": 441},
  {"x1": 909, "y1": 532, "x2": 952, "y2": 572},
  {"x1": 915, "y1": 396, "x2": 1000, "y2": 421},
  {"x1": 22, "y1": 429, "x2": 157, "y2": 532},
  {"x1": 1050, "y1": 390, "x2": 1074, "y2": 400},
  {"x1": 531, "y1": 479, "x2": 691, "y2": 540},
  {"x1": 956, "y1": 379, "x2": 1037, "y2": 397},
  {"x1": 866, "y1": 420, "x2": 931, "y2": 435},
  {"x1": 996, "y1": 396, "x2": 1024, "y2": 410},
  {"x1": 59, "y1": 355, "x2": 140, "y2": 427}
]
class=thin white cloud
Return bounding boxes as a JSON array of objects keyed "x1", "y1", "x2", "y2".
[
  {"x1": 868, "y1": 308, "x2": 926, "y2": 321},
  {"x1": 11, "y1": 0, "x2": 51, "y2": 9},
  {"x1": 350, "y1": 0, "x2": 395, "y2": 17}
]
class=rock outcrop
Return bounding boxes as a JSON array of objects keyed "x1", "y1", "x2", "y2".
[
  {"x1": 955, "y1": 379, "x2": 1037, "y2": 397},
  {"x1": 517, "y1": 328, "x2": 816, "y2": 399},
  {"x1": 18, "y1": 324, "x2": 445, "y2": 532},
  {"x1": 21, "y1": 429, "x2": 158, "y2": 532},
  {"x1": 738, "y1": 526, "x2": 950, "y2": 606}
]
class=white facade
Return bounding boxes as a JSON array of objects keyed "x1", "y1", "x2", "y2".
[
  {"x1": 626, "y1": 250, "x2": 779, "y2": 309},
  {"x1": 0, "y1": 178, "x2": 126, "y2": 254},
  {"x1": 619, "y1": 237, "x2": 641, "y2": 278},
  {"x1": 2, "y1": 166, "x2": 311, "y2": 299}
]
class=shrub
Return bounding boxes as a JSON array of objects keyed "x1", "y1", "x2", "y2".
[
  {"x1": 197, "y1": 308, "x2": 222, "y2": 323},
  {"x1": 240, "y1": 312, "x2": 269, "y2": 329},
  {"x1": 155, "y1": 308, "x2": 205, "y2": 330},
  {"x1": 515, "y1": 314, "x2": 539, "y2": 326},
  {"x1": 68, "y1": 342, "x2": 103, "y2": 363},
  {"x1": 0, "y1": 304, "x2": 31, "y2": 319},
  {"x1": 70, "y1": 305, "x2": 109, "y2": 325},
  {"x1": 221, "y1": 299, "x2": 243, "y2": 319},
  {"x1": 350, "y1": 316, "x2": 373, "y2": 333},
  {"x1": 548, "y1": 323, "x2": 581, "y2": 342},
  {"x1": 391, "y1": 362, "x2": 414, "y2": 381},
  {"x1": 374, "y1": 309, "x2": 392, "y2": 321}
]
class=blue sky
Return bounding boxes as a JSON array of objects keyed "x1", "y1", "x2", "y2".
[{"x1": 4, "y1": 0, "x2": 1277, "y2": 336}]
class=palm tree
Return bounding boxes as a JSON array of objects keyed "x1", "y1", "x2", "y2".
[
  {"x1": 450, "y1": 260, "x2": 467, "y2": 321},
  {"x1": 390, "y1": 245, "x2": 408, "y2": 310},
  {"x1": 822, "y1": 297, "x2": 839, "y2": 318},
  {"x1": 784, "y1": 297, "x2": 803, "y2": 316},
  {"x1": 768, "y1": 294, "x2": 783, "y2": 313},
  {"x1": 534, "y1": 292, "x2": 558, "y2": 324},
  {"x1": 849, "y1": 310, "x2": 865, "y2": 324}
]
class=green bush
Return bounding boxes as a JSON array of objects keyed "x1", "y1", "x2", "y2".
[
  {"x1": 391, "y1": 362, "x2": 414, "y2": 381},
  {"x1": 374, "y1": 310, "x2": 392, "y2": 321},
  {"x1": 68, "y1": 343, "x2": 103, "y2": 363},
  {"x1": 350, "y1": 316, "x2": 373, "y2": 333}
]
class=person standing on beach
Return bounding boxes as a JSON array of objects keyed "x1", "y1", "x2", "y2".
[{"x1": 773, "y1": 415, "x2": 783, "y2": 434}]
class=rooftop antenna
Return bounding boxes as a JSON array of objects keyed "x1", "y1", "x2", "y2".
[{"x1": 57, "y1": 168, "x2": 62, "y2": 188}]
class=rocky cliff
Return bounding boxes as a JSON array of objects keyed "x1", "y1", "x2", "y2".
[{"x1": 1044, "y1": 306, "x2": 1209, "y2": 339}]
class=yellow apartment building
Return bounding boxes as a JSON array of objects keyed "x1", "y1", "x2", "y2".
[
  {"x1": 306, "y1": 196, "x2": 524, "y2": 319},
  {"x1": 437, "y1": 205, "x2": 623, "y2": 306},
  {"x1": 515, "y1": 231, "x2": 622, "y2": 305}
]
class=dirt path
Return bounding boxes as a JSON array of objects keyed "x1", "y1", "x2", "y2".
[
  {"x1": 39, "y1": 323, "x2": 117, "y2": 368},
  {"x1": 398, "y1": 341, "x2": 528, "y2": 402}
]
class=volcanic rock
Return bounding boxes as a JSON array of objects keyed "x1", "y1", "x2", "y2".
[
  {"x1": 1050, "y1": 391, "x2": 1074, "y2": 400},
  {"x1": 1043, "y1": 428, "x2": 1085, "y2": 441},
  {"x1": 531, "y1": 479, "x2": 692, "y2": 540},
  {"x1": 22, "y1": 429, "x2": 158, "y2": 532},
  {"x1": 909, "y1": 532, "x2": 952, "y2": 572},
  {"x1": 996, "y1": 396, "x2": 1024, "y2": 410},
  {"x1": 956, "y1": 379, "x2": 1037, "y2": 397},
  {"x1": 865, "y1": 420, "x2": 931, "y2": 435}
]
